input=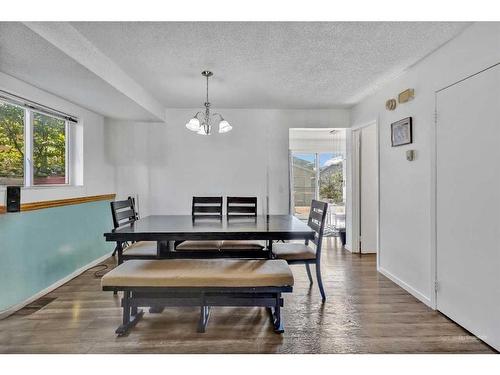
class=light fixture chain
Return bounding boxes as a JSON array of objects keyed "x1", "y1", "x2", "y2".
[{"x1": 206, "y1": 74, "x2": 209, "y2": 104}]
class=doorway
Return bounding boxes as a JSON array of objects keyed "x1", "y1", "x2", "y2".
[
  {"x1": 351, "y1": 122, "x2": 378, "y2": 254},
  {"x1": 289, "y1": 128, "x2": 346, "y2": 238}
]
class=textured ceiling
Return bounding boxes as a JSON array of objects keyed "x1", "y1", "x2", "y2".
[
  {"x1": 72, "y1": 22, "x2": 470, "y2": 109},
  {"x1": 0, "y1": 22, "x2": 470, "y2": 119},
  {"x1": 0, "y1": 23, "x2": 159, "y2": 121}
]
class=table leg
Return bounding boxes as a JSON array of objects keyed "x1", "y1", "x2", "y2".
[
  {"x1": 268, "y1": 240, "x2": 274, "y2": 259},
  {"x1": 117, "y1": 242, "x2": 124, "y2": 265},
  {"x1": 158, "y1": 241, "x2": 170, "y2": 257}
]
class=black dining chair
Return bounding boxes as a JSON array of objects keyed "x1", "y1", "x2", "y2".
[
  {"x1": 110, "y1": 197, "x2": 158, "y2": 264},
  {"x1": 220, "y1": 197, "x2": 265, "y2": 251},
  {"x1": 271, "y1": 200, "x2": 328, "y2": 301},
  {"x1": 175, "y1": 196, "x2": 223, "y2": 251}
]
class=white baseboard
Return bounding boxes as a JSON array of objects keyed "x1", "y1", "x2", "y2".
[
  {"x1": 378, "y1": 266, "x2": 433, "y2": 308},
  {"x1": 0, "y1": 252, "x2": 113, "y2": 320}
]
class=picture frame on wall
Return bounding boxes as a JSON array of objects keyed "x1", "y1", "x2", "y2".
[{"x1": 391, "y1": 117, "x2": 412, "y2": 147}]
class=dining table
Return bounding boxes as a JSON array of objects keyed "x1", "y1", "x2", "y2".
[{"x1": 104, "y1": 214, "x2": 315, "y2": 258}]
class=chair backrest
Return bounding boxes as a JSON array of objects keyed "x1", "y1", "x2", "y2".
[
  {"x1": 192, "y1": 196, "x2": 223, "y2": 218},
  {"x1": 307, "y1": 199, "x2": 329, "y2": 256},
  {"x1": 226, "y1": 196, "x2": 257, "y2": 217},
  {"x1": 110, "y1": 197, "x2": 138, "y2": 230}
]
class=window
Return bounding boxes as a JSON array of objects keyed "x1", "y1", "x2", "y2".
[
  {"x1": 33, "y1": 112, "x2": 67, "y2": 185},
  {"x1": 291, "y1": 151, "x2": 346, "y2": 233},
  {"x1": 0, "y1": 98, "x2": 72, "y2": 186},
  {"x1": 291, "y1": 153, "x2": 316, "y2": 220},
  {"x1": 0, "y1": 101, "x2": 25, "y2": 185}
]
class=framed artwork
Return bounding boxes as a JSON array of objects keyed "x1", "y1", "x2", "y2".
[{"x1": 391, "y1": 117, "x2": 412, "y2": 147}]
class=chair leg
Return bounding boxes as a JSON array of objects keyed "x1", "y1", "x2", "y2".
[
  {"x1": 315, "y1": 260, "x2": 326, "y2": 302},
  {"x1": 305, "y1": 263, "x2": 313, "y2": 285}
]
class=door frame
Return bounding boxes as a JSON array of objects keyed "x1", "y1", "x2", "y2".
[{"x1": 350, "y1": 120, "x2": 380, "y2": 264}]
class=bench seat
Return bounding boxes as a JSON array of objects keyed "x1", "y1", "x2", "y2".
[
  {"x1": 219, "y1": 240, "x2": 265, "y2": 251},
  {"x1": 102, "y1": 259, "x2": 294, "y2": 335},
  {"x1": 175, "y1": 240, "x2": 222, "y2": 251},
  {"x1": 271, "y1": 242, "x2": 316, "y2": 261},
  {"x1": 122, "y1": 241, "x2": 158, "y2": 257},
  {"x1": 102, "y1": 259, "x2": 293, "y2": 288}
]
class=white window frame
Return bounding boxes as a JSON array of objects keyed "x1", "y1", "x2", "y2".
[{"x1": 0, "y1": 98, "x2": 73, "y2": 187}]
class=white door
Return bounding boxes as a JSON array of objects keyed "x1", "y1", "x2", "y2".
[
  {"x1": 360, "y1": 124, "x2": 378, "y2": 253},
  {"x1": 436, "y1": 63, "x2": 500, "y2": 350}
]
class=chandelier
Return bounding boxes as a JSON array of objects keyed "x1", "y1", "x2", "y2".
[{"x1": 185, "y1": 70, "x2": 232, "y2": 135}]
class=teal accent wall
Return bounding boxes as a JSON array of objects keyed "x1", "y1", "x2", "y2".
[{"x1": 0, "y1": 200, "x2": 114, "y2": 313}]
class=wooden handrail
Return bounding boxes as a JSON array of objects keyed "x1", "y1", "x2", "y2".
[{"x1": 0, "y1": 193, "x2": 116, "y2": 214}]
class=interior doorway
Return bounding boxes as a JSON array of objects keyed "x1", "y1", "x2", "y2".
[
  {"x1": 351, "y1": 122, "x2": 378, "y2": 254},
  {"x1": 289, "y1": 128, "x2": 346, "y2": 240}
]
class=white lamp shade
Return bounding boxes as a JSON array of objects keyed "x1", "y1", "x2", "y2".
[
  {"x1": 186, "y1": 118, "x2": 200, "y2": 132},
  {"x1": 197, "y1": 125, "x2": 210, "y2": 135},
  {"x1": 218, "y1": 120, "x2": 232, "y2": 133}
]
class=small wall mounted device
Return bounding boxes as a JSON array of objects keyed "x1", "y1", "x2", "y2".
[
  {"x1": 6, "y1": 186, "x2": 21, "y2": 212},
  {"x1": 385, "y1": 98, "x2": 397, "y2": 110},
  {"x1": 398, "y1": 89, "x2": 415, "y2": 103},
  {"x1": 406, "y1": 150, "x2": 416, "y2": 161}
]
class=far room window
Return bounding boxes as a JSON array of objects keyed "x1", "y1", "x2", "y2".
[
  {"x1": 0, "y1": 101, "x2": 25, "y2": 186},
  {"x1": 32, "y1": 112, "x2": 67, "y2": 185},
  {"x1": 0, "y1": 96, "x2": 76, "y2": 187}
]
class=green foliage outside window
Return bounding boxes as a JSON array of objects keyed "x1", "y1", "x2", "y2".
[
  {"x1": 0, "y1": 102, "x2": 24, "y2": 184},
  {"x1": 0, "y1": 101, "x2": 66, "y2": 185},
  {"x1": 33, "y1": 112, "x2": 66, "y2": 183},
  {"x1": 320, "y1": 169, "x2": 344, "y2": 204}
]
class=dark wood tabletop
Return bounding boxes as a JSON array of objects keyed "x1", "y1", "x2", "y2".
[{"x1": 104, "y1": 214, "x2": 315, "y2": 242}]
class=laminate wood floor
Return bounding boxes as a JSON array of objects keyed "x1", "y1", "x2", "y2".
[{"x1": 0, "y1": 238, "x2": 494, "y2": 353}]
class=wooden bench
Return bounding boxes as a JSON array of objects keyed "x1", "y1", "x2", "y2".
[{"x1": 101, "y1": 259, "x2": 294, "y2": 336}]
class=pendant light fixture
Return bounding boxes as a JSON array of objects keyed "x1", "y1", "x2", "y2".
[{"x1": 185, "y1": 70, "x2": 232, "y2": 135}]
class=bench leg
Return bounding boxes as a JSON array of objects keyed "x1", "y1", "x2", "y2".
[
  {"x1": 116, "y1": 291, "x2": 144, "y2": 337},
  {"x1": 268, "y1": 293, "x2": 284, "y2": 334},
  {"x1": 197, "y1": 306, "x2": 211, "y2": 333}
]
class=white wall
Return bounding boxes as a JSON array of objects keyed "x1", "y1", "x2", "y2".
[
  {"x1": 350, "y1": 22, "x2": 500, "y2": 306},
  {"x1": 289, "y1": 128, "x2": 346, "y2": 153},
  {"x1": 106, "y1": 109, "x2": 350, "y2": 217},
  {"x1": 0, "y1": 71, "x2": 115, "y2": 203}
]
